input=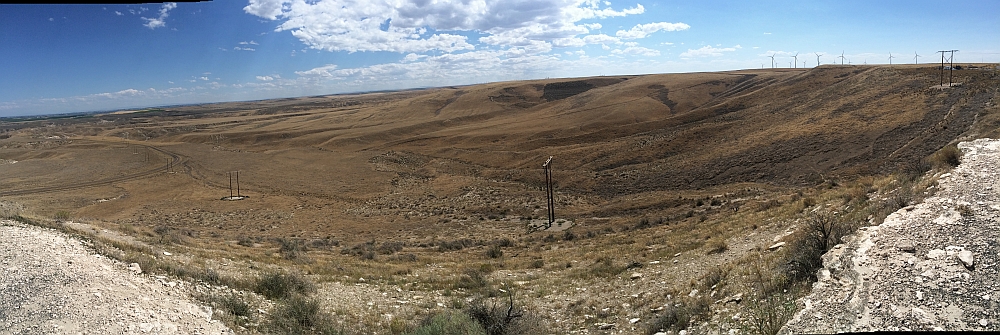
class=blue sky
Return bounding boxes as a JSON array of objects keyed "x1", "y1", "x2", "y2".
[{"x1": 2, "y1": 0, "x2": 998, "y2": 117}]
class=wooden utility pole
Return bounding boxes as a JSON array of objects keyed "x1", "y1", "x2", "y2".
[
  {"x1": 236, "y1": 170, "x2": 241, "y2": 198},
  {"x1": 542, "y1": 156, "x2": 554, "y2": 228},
  {"x1": 948, "y1": 50, "x2": 958, "y2": 86},
  {"x1": 938, "y1": 50, "x2": 946, "y2": 86}
]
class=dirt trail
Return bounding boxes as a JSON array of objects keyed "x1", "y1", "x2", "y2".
[
  {"x1": 0, "y1": 220, "x2": 232, "y2": 335},
  {"x1": 781, "y1": 138, "x2": 1000, "y2": 333}
]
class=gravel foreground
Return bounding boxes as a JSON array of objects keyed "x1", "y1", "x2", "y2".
[
  {"x1": 0, "y1": 220, "x2": 233, "y2": 335},
  {"x1": 781, "y1": 138, "x2": 1000, "y2": 333}
]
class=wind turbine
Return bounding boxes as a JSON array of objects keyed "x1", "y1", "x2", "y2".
[
  {"x1": 792, "y1": 52, "x2": 799, "y2": 68},
  {"x1": 888, "y1": 52, "x2": 896, "y2": 65},
  {"x1": 768, "y1": 53, "x2": 776, "y2": 68},
  {"x1": 838, "y1": 51, "x2": 845, "y2": 65},
  {"x1": 815, "y1": 52, "x2": 822, "y2": 67},
  {"x1": 914, "y1": 51, "x2": 921, "y2": 64}
]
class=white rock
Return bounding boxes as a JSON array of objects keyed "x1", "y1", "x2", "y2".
[
  {"x1": 927, "y1": 249, "x2": 946, "y2": 259},
  {"x1": 983, "y1": 294, "x2": 991, "y2": 301},
  {"x1": 128, "y1": 263, "x2": 142, "y2": 274},
  {"x1": 630, "y1": 272, "x2": 643, "y2": 280},
  {"x1": 630, "y1": 318, "x2": 640, "y2": 324},
  {"x1": 958, "y1": 250, "x2": 974, "y2": 269},
  {"x1": 680, "y1": 330, "x2": 688, "y2": 335},
  {"x1": 916, "y1": 291, "x2": 923, "y2": 300},
  {"x1": 980, "y1": 319, "x2": 989, "y2": 326},
  {"x1": 689, "y1": 289, "x2": 699, "y2": 297},
  {"x1": 162, "y1": 251, "x2": 171, "y2": 256},
  {"x1": 768, "y1": 242, "x2": 786, "y2": 250}
]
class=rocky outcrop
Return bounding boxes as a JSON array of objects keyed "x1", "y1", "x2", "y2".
[{"x1": 781, "y1": 138, "x2": 1000, "y2": 333}]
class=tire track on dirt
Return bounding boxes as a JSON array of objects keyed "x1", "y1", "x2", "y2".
[{"x1": 0, "y1": 140, "x2": 188, "y2": 197}]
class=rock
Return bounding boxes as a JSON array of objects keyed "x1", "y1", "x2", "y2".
[
  {"x1": 980, "y1": 319, "x2": 989, "y2": 327},
  {"x1": 689, "y1": 289, "x2": 699, "y2": 297},
  {"x1": 768, "y1": 242, "x2": 785, "y2": 251},
  {"x1": 897, "y1": 240, "x2": 916, "y2": 253},
  {"x1": 725, "y1": 293, "x2": 743, "y2": 303},
  {"x1": 630, "y1": 272, "x2": 643, "y2": 280},
  {"x1": 162, "y1": 251, "x2": 171, "y2": 256},
  {"x1": 653, "y1": 332, "x2": 667, "y2": 335},
  {"x1": 630, "y1": 318, "x2": 640, "y2": 324},
  {"x1": 916, "y1": 291, "x2": 923, "y2": 300},
  {"x1": 983, "y1": 294, "x2": 991, "y2": 301},
  {"x1": 958, "y1": 250, "x2": 974, "y2": 269},
  {"x1": 679, "y1": 330, "x2": 688, "y2": 335},
  {"x1": 595, "y1": 323, "x2": 615, "y2": 330},
  {"x1": 927, "y1": 249, "x2": 946, "y2": 259},
  {"x1": 128, "y1": 263, "x2": 142, "y2": 274}
]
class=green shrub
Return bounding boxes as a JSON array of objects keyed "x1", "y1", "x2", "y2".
[
  {"x1": 465, "y1": 290, "x2": 544, "y2": 335},
  {"x1": 254, "y1": 272, "x2": 314, "y2": 300},
  {"x1": 645, "y1": 298, "x2": 710, "y2": 335},
  {"x1": 485, "y1": 245, "x2": 503, "y2": 259},
  {"x1": 930, "y1": 144, "x2": 962, "y2": 169},
  {"x1": 407, "y1": 311, "x2": 486, "y2": 335},
  {"x1": 454, "y1": 268, "x2": 490, "y2": 290},
  {"x1": 267, "y1": 294, "x2": 341, "y2": 335},
  {"x1": 278, "y1": 238, "x2": 307, "y2": 260}
]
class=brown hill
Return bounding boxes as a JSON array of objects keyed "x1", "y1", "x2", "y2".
[{"x1": 2, "y1": 64, "x2": 999, "y2": 334}]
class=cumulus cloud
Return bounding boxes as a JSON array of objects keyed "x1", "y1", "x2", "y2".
[
  {"x1": 680, "y1": 45, "x2": 741, "y2": 58},
  {"x1": 616, "y1": 22, "x2": 690, "y2": 39},
  {"x1": 256, "y1": 75, "x2": 275, "y2": 81},
  {"x1": 243, "y1": 0, "x2": 650, "y2": 53},
  {"x1": 142, "y1": 2, "x2": 177, "y2": 29}
]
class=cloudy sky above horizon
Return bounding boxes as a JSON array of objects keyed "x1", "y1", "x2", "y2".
[{"x1": 2, "y1": 0, "x2": 998, "y2": 117}]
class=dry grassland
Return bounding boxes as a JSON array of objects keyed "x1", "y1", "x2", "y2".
[{"x1": 1, "y1": 64, "x2": 998, "y2": 334}]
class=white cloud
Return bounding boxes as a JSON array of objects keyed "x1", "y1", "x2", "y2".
[
  {"x1": 199, "y1": 76, "x2": 209, "y2": 81},
  {"x1": 582, "y1": 34, "x2": 620, "y2": 45},
  {"x1": 613, "y1": 46, "x2": 660, "y2": 57},
  {"x1": 115, "y1": 11, "x2": 123, "y2": 16},
  {"x1": 234, "y1": 46, "x2": 256, "y2": 51},
  {"x1": 244, "y1": 0, "x2": 648, "y2": 53},
  {"x1": 239, "y1": 40, "x2": 259, "y2": 45},
  {"x1": 48, "y1": 18, "x2": 54, "y2": 21},
  {"x1": 142, "y1": 2, "x2": 177, "y2": 29},
  {"x1": 680, "y1": 45, "x2": 741, "y2": 58},
  {"x1": 256, "y1": 75, "x2": 275, "y2": 81},
  {"x1": 616, "y1": 22, "x2": 690, "y2": 39}
]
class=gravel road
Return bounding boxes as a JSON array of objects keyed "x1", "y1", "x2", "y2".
[{"x1": 0, "y1": 220, "x2": 232, "y2": 335}]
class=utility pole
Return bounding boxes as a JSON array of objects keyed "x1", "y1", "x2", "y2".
[
  {"x1": 948, "y1": 50, "x2": 958, "y2": 86},
  {"x1": 542, "y1": 156, "x2": 554, "y2": 228},
  {"x1": 938, "y1": 50, "x2": 946, "y2": 86}
]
